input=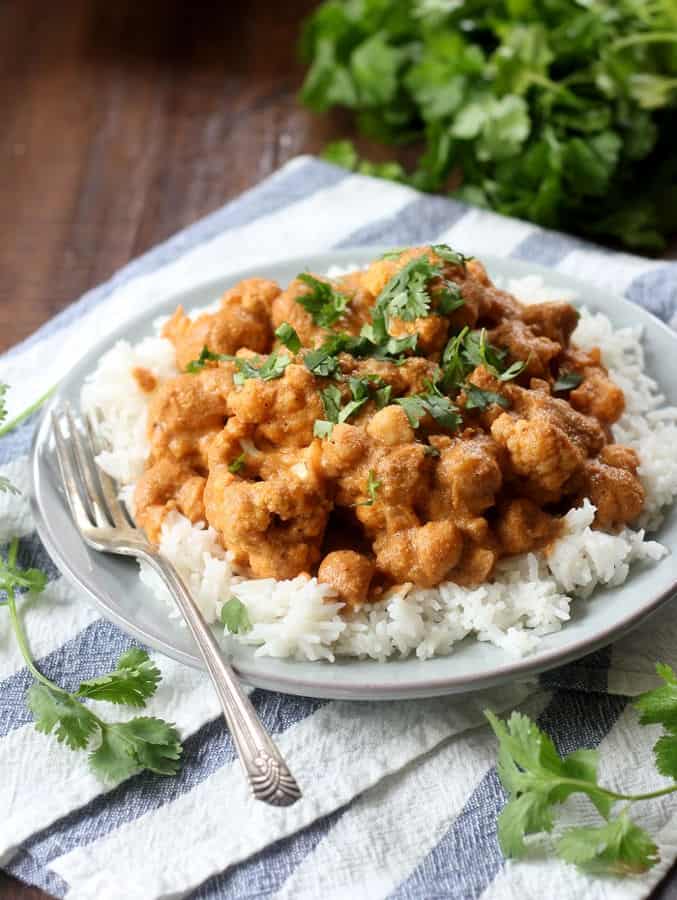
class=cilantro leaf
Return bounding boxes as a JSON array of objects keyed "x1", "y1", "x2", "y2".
[
  {"x1": 27, "y1": 684, "x2": 100, "y2": 750},
  {"x1": 228, "y1": 452, "x2": 247, "y2": 475},
  {"x1": 375, "y1": 256, "x2": 437, "y2": 322},
  {"x1": 396, "y1": 392, "x2": 461, "y2": 432},
  {"x1": 233, "y1": 353, "x2": 290, "y2": 385},
  {"x1": 554, "y1": 371, "x2": 584, "y2": 393},
  {"x1": 356, "y1": 469, "x2": 381, "y2": 507},
  {"x1": 320, "y1": 384, "x2": 342, "y2": 423},
  {"x1": 375, "y1": 384, "x2": 392, "y2": 409},
  {"x1": 304, "y1": 346, "x2": 342, "y2": 378},
  {"x1": 185, "y1": 346, "x2": 234, "y2": 373},
  {"x1": 650, "y1": 733, "x2": 677, "y2": 781},
  {"x1": 486, "y1": 709, "x2": 614, "y2": 859},
  {"x1": 275, "y1": 322, "x2": 301, "y2": 353},
  {"x1": 557, "y1": 814, "x2": 659, "y2": 875},
  {"x1": 75, "y1": 648, "x2": 161, "y2": 708},
  {"x1": 635, "y1": 664, "x2": 677, "y2": 779},
  {"x1": 430, "y1": 243, "x2": 472, "y2": 268},
  {"x1": 90, "y1": 717, "x2": 182, "y2": 781},
  {"x1": 435, "y1": 283, "x2": 465, "y2": 315},
  {"x1": 463, "y1": 329, "x2": 526, "y2": 381},
  {"x1": 379, "y1": 248, "x2": 406, "y2": 260},
  {"x1": 337, "y1": 377, "x2": 371, "y2": 423},
  {"x1": 635, "y1": 663, "x2": 677, "y2": 731},
  {"x1": 220, "y1": 596, "x2": 252, "y2": 635},
  {"x1": 313, "y1": 420, "x2": 335, "y2": 439},
  {"x1": 464, "y1": 385, "x2": 510, "y2": 412},
  {"x1": 296, "y1": 273, "x2": 349, "y2": 327}
]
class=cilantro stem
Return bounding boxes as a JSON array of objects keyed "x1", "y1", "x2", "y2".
[
  {"x1": 4, "y1": 537, "x2": 70, "y2": 694},
  {"x1": 0, "y1": 385, "x2": 56, "y2": 438},
  {"x1": 5, "y1": 587, "x2": 58, "y2": 695},
  {"x1": 609, "y1": 31, "x2": 677, "y2": 51},
  {"x1": 540, "y1": 774, "x2": 677, "y2": 804}
]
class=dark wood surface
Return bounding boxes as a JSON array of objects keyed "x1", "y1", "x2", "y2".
[{"x1": 1, "y1": 1, "x2": 676, "y2": 898}]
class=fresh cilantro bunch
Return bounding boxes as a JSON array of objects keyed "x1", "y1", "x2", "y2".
[
  {"x1": 487, "y1": 664, "x2": 677, "y2": 875},
  {"x1": 300, "y1": 1, "x2": 677, "y2": 251},
  {"x1": 0, "y1": 538, "x2": 182, "y2": 780}
]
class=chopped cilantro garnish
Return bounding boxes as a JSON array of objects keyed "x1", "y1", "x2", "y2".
[
  {"x1": 376, "y1": 256, "x2": 436, "y2": 322},
  {"x1": 304, "y1": 346, "x2": 342, "y2": 378},
  {"x1": 374, "y1": 384, "x2": 392, "y2": 409},
  {"x1": 319, "y1": 380, "x2": 370, "y2": 427},
  {"x1": 435, "y1": 282, "x2": 465, "y2": 315},
  {"x1": 356, "y1": 469, "x2": 382, "y2": 507},
  {"x1": 554, "y1": 371, "x2": 584, "y2": 393},
  {"x1": 441, "y1": 328, "x2": 525, "y2": 390},
  {"x1": 320, "y1": 384, "x2": 342, "y2": 423},
  {"x1": 430, "y1": 243, "x2": 472, "y2": 268},
  {"x1": 274, "y1": 322, "x2": 301, "y2": 353},
  {"x1": 220, "y1": 596, "x2": 252, "y2": 635},
  {"x1": 233, "y1": 352, "x2": 290, "y2": 385},
  {"x1": 304, "y1": 328, "x2": 417, "y2": 378},
  {"x1": 464, "y1": 385, "x2": 510, "y2": 412},
  {"x1": 423, "y1": 444, "x2": 441, "y2": 458},
  {"x1": 313, "y1": 420, "x2": 334, "y2": 439},
  {"x1": 296, "y1": 273, "x2": 349, "y2": 327},
  {"x1": 379, "y1": 248, "x2": 406, "y2": 260},
  {"x1": 395, "y1": 390, "x2": 461, "y2": 432},
  {"x1": 185, "y1": 346, "x2": 234, "y2": 373},
  {"x1": 227, "y1": 452, "x2": 246, "y2": 475}
]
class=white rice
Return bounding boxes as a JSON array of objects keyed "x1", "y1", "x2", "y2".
[{"x1": 81, "y1": 274, "x2": 676, "y2": 661}]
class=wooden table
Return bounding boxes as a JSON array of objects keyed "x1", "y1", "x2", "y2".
[{"x1": 1, "y1": 1, "x2": 675, "y2": 898}]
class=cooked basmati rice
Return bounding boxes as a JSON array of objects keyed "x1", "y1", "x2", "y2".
[{"x1": 81, "y1": 273, "x2": 676, "y2": 661}]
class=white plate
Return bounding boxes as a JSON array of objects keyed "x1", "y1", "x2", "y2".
[{"x1": 30, "y1": 249, "x2": 677, "y2": 700}]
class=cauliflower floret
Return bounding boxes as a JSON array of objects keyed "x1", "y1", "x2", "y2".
[
  {"x1": 163, "y1": 278, "x2": 279, "y2": 369},
  {"x1": 374, "y1": 520, "x2": 463, "y2": 587},
  {"x1": 491, "y1": 412, "x2": 583, "y2": 500},
  {"x1": 318, "y1": 551, "x2": 375, "y2": 608},
  {"x1": 204, "y1": 469, "x2": 330, "y2": 579},
  {"x1": 227, "y1": 363, "x2": 323, "y2": 448},
  {"x1": 578, "y1": 459, "x2": 645, "y2": 529}
]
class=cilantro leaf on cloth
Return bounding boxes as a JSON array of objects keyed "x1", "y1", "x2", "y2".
[
  {"x1": 76, "y1": 648, "x2": 162, "y2": 707},
  {"x1": 89, "y1": 717, "x2": 183, "y2": 781},
  {"x1": 556, "y1": 814, "x2": 659, "y2": 876}
]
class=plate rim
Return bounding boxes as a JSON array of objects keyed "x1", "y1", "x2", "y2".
[{"x1": 29, "y1": 247, "x2": 677, "y2": 700}]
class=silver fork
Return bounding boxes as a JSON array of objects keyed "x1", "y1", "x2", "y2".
[{"x1": 51, "y1": 403, "x2": 302, "y2": 807}]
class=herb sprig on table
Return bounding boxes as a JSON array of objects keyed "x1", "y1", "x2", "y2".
[
  {"x1": 486, "y1": 665, "x2": 677, "y2": 875},
  {"x1": 300, "y1": 1, "x2": 677, "y2": 252},
  {"x1": 0, "y1": 384, "x2": 184, "y2": 780},
  {"x1": 1, "y1": 536, "x2": 182, "y2": 780}
]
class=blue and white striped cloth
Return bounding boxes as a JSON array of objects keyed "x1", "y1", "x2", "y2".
[{"x1": 2, "y1": 156, "x2": 677, "y2": 900}]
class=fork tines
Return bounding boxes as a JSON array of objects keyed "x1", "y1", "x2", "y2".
[{"x1": 52, "y1": 405, "x2": 133, "y2": 536}]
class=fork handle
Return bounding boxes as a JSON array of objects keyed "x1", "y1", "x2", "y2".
[{"x1": 140, "y1": 550, "x2": 302, "y2": 807}]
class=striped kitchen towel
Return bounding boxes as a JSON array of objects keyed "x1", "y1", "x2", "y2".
[{"x1": 1, "y1": 156, "x2": 677, "y2": 900}]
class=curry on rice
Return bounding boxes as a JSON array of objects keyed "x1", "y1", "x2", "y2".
[{"x1": 132, "y1": 246, "x2": 645, "y2": 609}]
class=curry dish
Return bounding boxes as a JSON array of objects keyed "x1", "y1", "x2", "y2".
[{"x1": 133, "y1": 246, "x2": 645, "y2": 609}]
